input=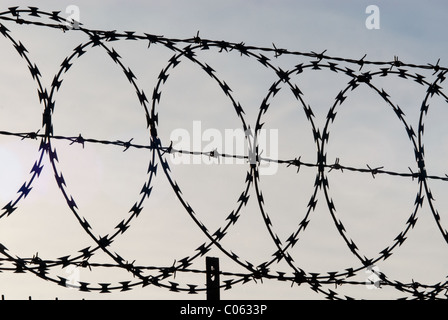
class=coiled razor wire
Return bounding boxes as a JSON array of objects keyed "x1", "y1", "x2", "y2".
[{"x1": 0, "y1": 7, "x2": 447, "y2": 299}]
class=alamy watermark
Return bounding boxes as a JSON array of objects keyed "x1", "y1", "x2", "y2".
[
  {"x1": 65, "y1": 265, "x2": 81, "y2": 289},
  {"x1": 365, "y1": 5, "x2": 380, "y2": 30},
  {"x1": 169, "y1": 121, "x2": 279, "y2": 175},
  {"x1": 65, "y1": 5, "x2": 81, "y2": 30},
  {"x1": 365, "y1": 265, "x2": 382, "y2": 289}
]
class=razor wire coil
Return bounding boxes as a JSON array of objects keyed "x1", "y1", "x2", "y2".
[{"x1": 0, "y1": 7, "x2": 447, "y2": 300}]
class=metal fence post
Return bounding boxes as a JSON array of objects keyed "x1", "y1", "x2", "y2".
[{"x1": 206, "y1": 257, "x2": 220, "y2": 301}]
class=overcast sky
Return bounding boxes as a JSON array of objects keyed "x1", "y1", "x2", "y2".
[{"x1": 0, "y1": 0, "x2": 448, "y2": 300}]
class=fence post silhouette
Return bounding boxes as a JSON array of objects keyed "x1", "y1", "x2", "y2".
[{"x1": 206, "y1": 257, "x2": 220, "y2": 301}]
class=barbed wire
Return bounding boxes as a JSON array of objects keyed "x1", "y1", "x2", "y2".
[{"x1": 0, "y1": 7, "x2": 447, "y2": 300}]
